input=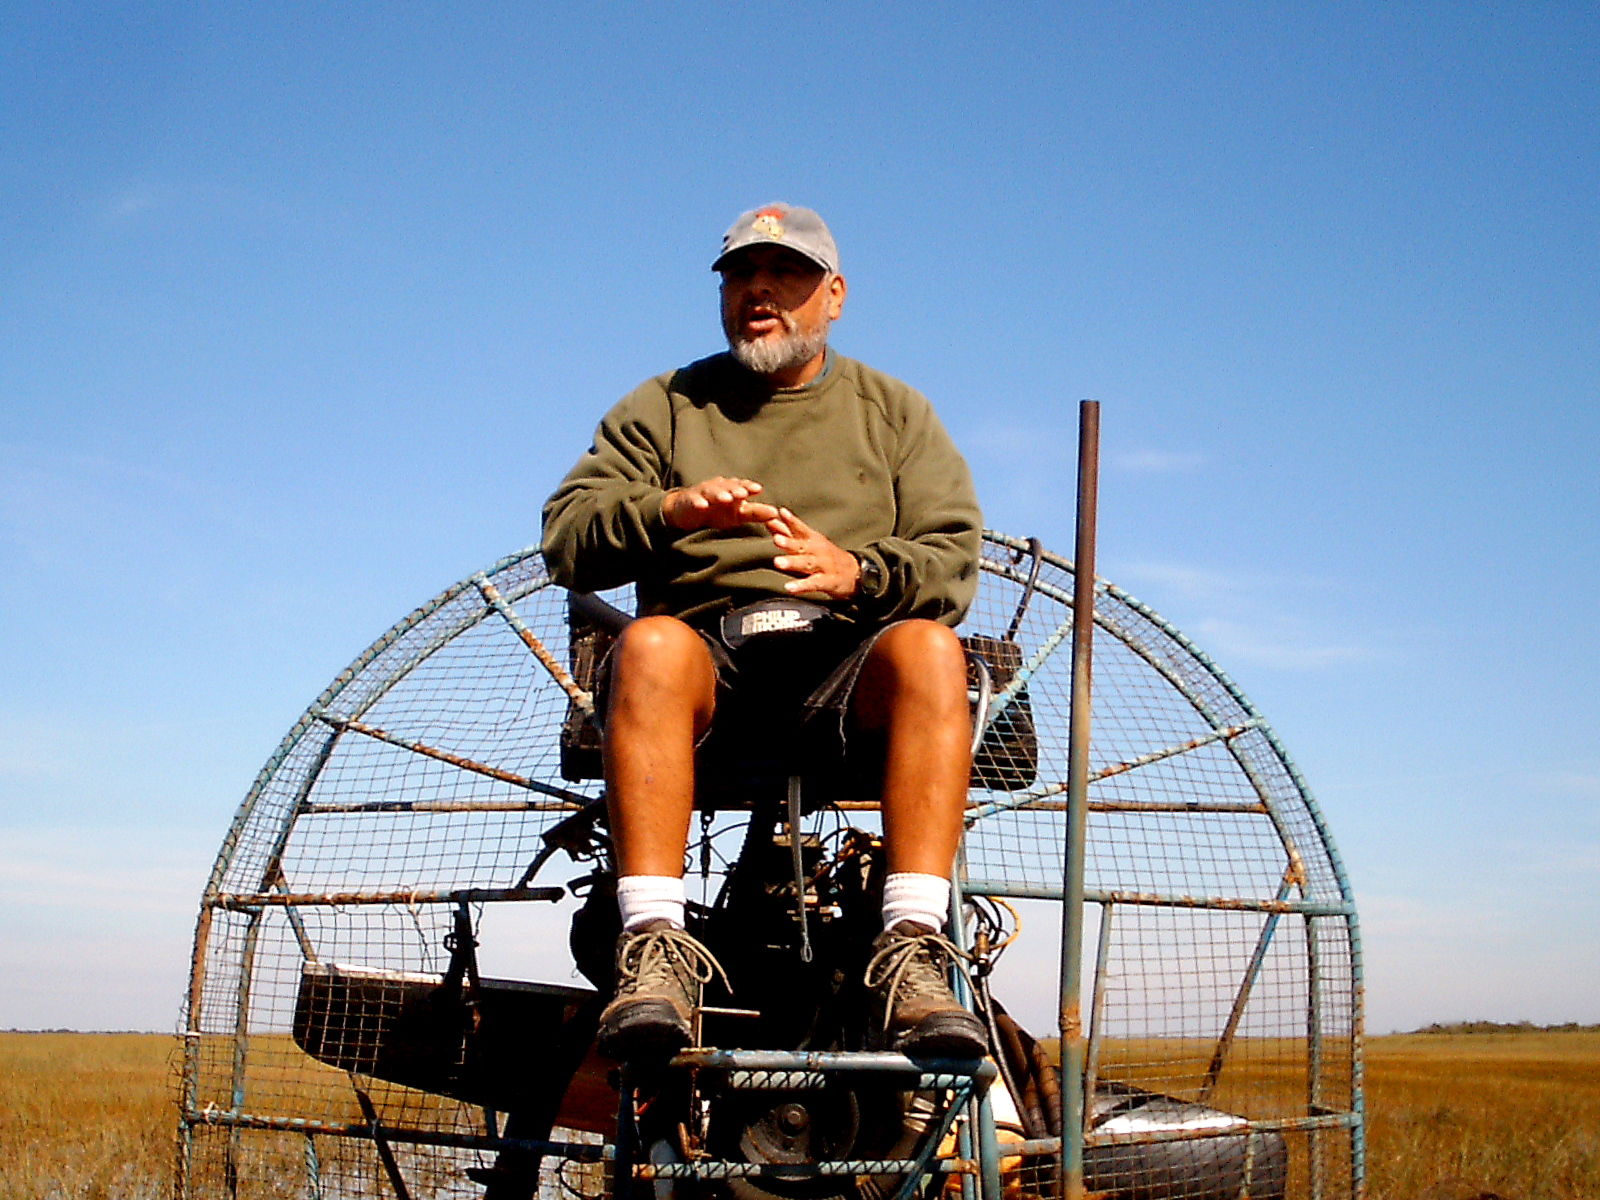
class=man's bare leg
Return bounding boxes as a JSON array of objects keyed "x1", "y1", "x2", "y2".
[
  {"x1": 851, "y1": 619, "x2": 971, "y2": 875},
  {"x1": 851, "y1": 619, "x2": 986, "y2": 1056},
  {"x1": 604, "y1": 615, "x2": 718, "y2": 878},
  {"x1": 596, "y1": 615, "x2": 720, "y2": 1059}
]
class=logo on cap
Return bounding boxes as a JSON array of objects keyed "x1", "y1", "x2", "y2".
[{"x1": 752, "y1": 209, "x2": 787, "y2": 240}]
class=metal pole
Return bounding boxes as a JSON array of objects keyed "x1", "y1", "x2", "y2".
[{"x1": 1058, "y1": 400, "x2": 1099, "y2": 1200}]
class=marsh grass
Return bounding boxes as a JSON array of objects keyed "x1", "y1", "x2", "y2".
[
  {"x1": 1362, "y1": 1032, "x2": 1600, "y2": 1200},
  {"x1": 0, "y1": 1032, "x2": 176, "y2": 1200},
  {"x1": 2, "y1": 1030, "x2": 1596, "y2": 1199}
]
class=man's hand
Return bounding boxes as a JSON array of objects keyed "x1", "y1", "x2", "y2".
[
  {"x1": 768, "y1": 507, "x2": 861, "y2": 600},
  {"x1": 663, "y1": 477, "x2": 781, "y2": 531}
]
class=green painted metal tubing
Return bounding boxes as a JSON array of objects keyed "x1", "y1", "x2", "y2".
[{"x1": 965, "y1": 879, "x2": 1354, "y2": 916}]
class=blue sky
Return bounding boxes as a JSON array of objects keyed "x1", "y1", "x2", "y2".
[{"x1": 1, "y1": 4, "x2": 1595, "y2": 1034}]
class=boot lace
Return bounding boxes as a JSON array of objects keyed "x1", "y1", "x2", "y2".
[
  {"x1": 617, "y1": 926, "x2": 730, "y2": 1001},
  {"x1": 863, "y1": 927, "x2": 976, "y2": 1032}
]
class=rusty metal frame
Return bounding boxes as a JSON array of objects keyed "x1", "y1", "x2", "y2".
[
  {"x1": 178, "y1": 532, "x2": 1364, "y2": 1199},
  {"x1": 961, "y1": 530, "x2": 1364, "y2": 1196}
]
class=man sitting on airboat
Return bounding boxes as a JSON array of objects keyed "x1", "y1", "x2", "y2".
[{"x1": 542, "y1": 202, "x2": 986, "y2": 1063}]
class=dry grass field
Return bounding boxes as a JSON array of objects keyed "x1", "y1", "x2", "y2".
[
  {"x1": 1, "y1": 1029, "x2": 1596, "y2": 1199},
  {"x1": 0, "y1": 1033, "x2": 175, "y2": 1200},
  {"x1": 1361, "y1": 1031, "x2": 1600, "y2": 1200}
]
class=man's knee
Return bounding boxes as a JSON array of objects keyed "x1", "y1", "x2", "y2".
[
  {"x1": 859, "y1": 620, "x2": 968, "y2": 719},
  {"x1": 609, "y1": 617, "x2": 715, "y2": 706},
  {"x1": 873, "y1": 620, "x2": 966, "y2": 682},
  {"x1": 614, "y1": 615, "x2": 704, "y2": 667}
]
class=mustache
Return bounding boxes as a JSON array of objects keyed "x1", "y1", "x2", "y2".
[{"x1": 735, "y1": 304, "x2": 798, "y2": 337}]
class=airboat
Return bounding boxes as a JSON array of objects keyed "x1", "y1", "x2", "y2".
[{"x1": 177, "y1": 405, "x2": 1364, "y2": 1199}]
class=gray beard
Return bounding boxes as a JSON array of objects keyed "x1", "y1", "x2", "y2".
[{"x1": 728, "y1": 322, "x2": 831, "y2": 378}]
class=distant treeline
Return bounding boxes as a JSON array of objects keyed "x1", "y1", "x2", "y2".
[{"x1": 1409, "y1": 1020, "x2": 1600, "y2": 1034}]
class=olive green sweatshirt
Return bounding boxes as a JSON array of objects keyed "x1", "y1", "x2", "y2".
[{"x1": 542, "y1": 350, "x2": 981, "y2": 627}]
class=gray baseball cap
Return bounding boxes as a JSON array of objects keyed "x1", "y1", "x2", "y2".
[{"x1": 712, "y1": 202, "x2": 839, "y2": 275}]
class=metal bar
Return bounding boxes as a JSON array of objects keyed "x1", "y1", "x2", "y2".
[
  {"x1": 1351, "y1": 908, "x2": 1369, "y2": 1199},
  {"x1": 787, "y1": 775, "x2": 813, "y2": 962},
  {"x1": 983, "y1": 608, "x2": 1070, "y2": 730},
  {"x1": 228, "y1": 911, "x2": 262, "y2": 1115},
  {"x1": 175, "y1": 553, "x2": 548, "y2": 1199},
  {"x1": 966, "y1": 720, "x2": 1263, "y2": 821},
  {"x1": 1199, "y1": 864, "x2": 1301, "y2": 1101},
  {"x1": 638, "y1": 1158, "x2": 974, "y2": 1180},
  {"x1": 477, "y1": 577, "x2": 594, "y2": 716},
  {"x1": 977, "y1": 1092, "x2": 1005, "y2": 1200},
  {"x1": 354, "y1": 1088, "x2": 415, "y2": 1200},
  {"x1": 199, "y1": 676, "x2": 348, "y2": 902},
  {"x1": 313, "y1": 710, "x2": 593, "y2": 807},
  {"x1": 1097, "y1": 576, "x2": 1361, "y2": 912},
  {"x1": 182, "y1": 1108, "x2": 610, "y2": 1160},
  {"x1": 219, "y1": 715, "x2": 345, "y2": 1165},
  {"x1": 302, "y1": 797, "x2": 587, "y2": 814},
  {"x1": 965, "y1": 880, "x2": 1353, "y2": 916},
  {"x1": 304, "y1": 1133, "x2": 322, "y2": 1200},
  {"x1": 331, "y1": 557, "x2": 553, "y2": 735},
  {"x1": 970, "y1": 797, "x2": 1271, "y2": 816},
  {"x1": 253, "y1": 724, "x2": 343, "y2": 899},
  {"x1": 173, "y1": 1043, "x2": 195, "y2": 1200},
  {"x1": 1307, "y1": 908, "x2": 1326, "y2": 1200},
  {"x1": 676, "y1": 1049, "x2": 995, "y2": 1081},
  {"x1": 218, "y1": 713, "x2": 347, "y2": 1147},
  {"x1": 614, "y1": 1069, "x2": 638, "y2": 1200},
  {"x1": 888, "y1": 1081, "x2": 978, "y2": 1200},
  {"x1": 1059, "y1": 398, "x2": 1099, "y2": 1200},
  {"x1": 853, "y1": 797, "x2": 1262, "y2": 815},
  {"x1": 723, "y1": 1069, "x2": 982, "y2": 1091},
  {"x1": 261, "y1": 863, "x2": 318, "y2": 963},
  {"x1": 1108, "y1": 616, "x2": 1318, "y2": 932},
  {"x1": 957, "y1": 1113, "x2": 979, "y2": 1200},
  {"x1": 223, "y1": 908, "x2": 263, "y2": 1198},
  {"x1": 176, "y1": 1060, "x2": 1367, "y2": 1175},
  {"x1": 1084, "y1": 901, "x2": 1113, "y2": 1113},
  {"x1": 211, "y1": 885, "x2": 564, "y2": 909},
  {"x1": 948, "y1": 850, "x2": 1003, "y2": 1200},
  {"x1": 176, "y1": 904, "x2": 214, "y2": 1197}
]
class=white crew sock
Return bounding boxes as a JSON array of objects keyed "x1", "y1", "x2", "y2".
[
  {"x1": 882, "y1": 872, "x2": 951, "y2": 933},
  {"x1": 616, "y1": 875, "x2": 686, "y2": 932}
]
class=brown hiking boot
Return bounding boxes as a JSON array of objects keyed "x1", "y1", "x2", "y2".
[
  {"x1": 596, "y1": 921, "x2": 727, "y2": 1061},
  {"x1": 864, "y1": 921, "x2": 987, "y2": 1058}
]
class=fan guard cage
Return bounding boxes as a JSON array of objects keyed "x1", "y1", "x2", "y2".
[{"x1": 177, "y1": 531, "x2": 1363, "y2": 1199}]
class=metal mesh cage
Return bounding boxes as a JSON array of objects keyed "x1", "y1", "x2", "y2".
[{"x1": 177, "y1": 533, "x2": 1363, "y2": 1199}]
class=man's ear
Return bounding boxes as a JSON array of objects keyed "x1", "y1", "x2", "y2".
[{"x1": 827, "y1": 273, "x2": 848, "y2": 321}]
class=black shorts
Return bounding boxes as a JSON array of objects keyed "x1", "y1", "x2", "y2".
[
  {"x1": 597, "y1": 613, "x2": 900, "y2": 804},
  {"x1": 700, "y1": 617, "x2": 897, "y2": 803}
]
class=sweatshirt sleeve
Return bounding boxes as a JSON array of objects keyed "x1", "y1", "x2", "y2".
[
  {"x1": 541, "y1": 381, "x2": 674, "y2": 594},
  {"x1": 852, "y1": 388, "x2": 982, "y2": 626}
]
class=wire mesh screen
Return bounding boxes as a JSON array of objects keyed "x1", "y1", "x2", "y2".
[{"x1": 178, "y1": 534, "x2": 1361, "y2": 1200}]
